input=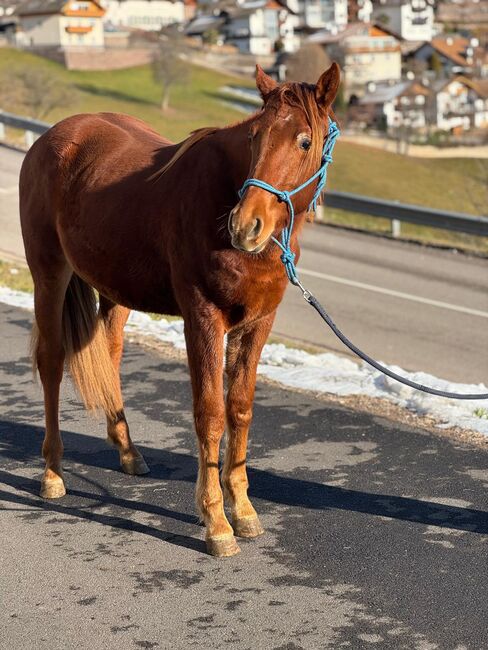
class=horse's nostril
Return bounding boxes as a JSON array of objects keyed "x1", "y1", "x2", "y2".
[{"x1": 248, "y1": 217, "x2": 263, "y2": 240}]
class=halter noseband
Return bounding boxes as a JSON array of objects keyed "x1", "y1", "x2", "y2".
[{"x1": 237, "y1": 117, "x2": 340, "y2": 284}]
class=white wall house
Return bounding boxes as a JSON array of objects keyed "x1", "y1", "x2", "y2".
[
  {"x1": 432, "y1": 77, "x2": 488, "y2": 131},
  {"x1": 288, "y1": 0, "x2": 348, "y2": 33},
  {"x1": 354, "y1": 80, "x2": 430, "y2": 130},
  {"x1": 372, "y1": 0, "x2": 434, "y2": 41},
  {"x1": 101, "y1": 0, "x2": 185, "y2": 31},
  {"x1": 225, "y1": 2, "x2": 298, "y2": 55},
  {"x1": 343, "y1": 25, "x2": 402, "y2": 97},
  {"x1": 16, "y1": 0, "x2": 105, "y2": 48}
]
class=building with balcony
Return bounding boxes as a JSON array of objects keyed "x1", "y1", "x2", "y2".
[
  {"x1": 16, "y1": 0, "x2": 105, "y2": 47},
  {"x1": 287, "y1": 0, "x2": 348, "y2": 33},
  {"x1": 372, "y1": 0, "x2": 434, "y2": 41},
  {"x1": 101, "y1": 0, "x2": 185, "y2": 32},
  {"x1": 432, "y1": 76, "x2": 488, "y2": 131},
  {"x1": 349, "y1": 78, "x2": 430, "y2": 130},
  {"x1": 224, "y1": 1, "x2": 298, "y2": 55}
]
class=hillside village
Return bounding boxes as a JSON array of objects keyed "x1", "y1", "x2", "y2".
[{"x1": 0, "y1": 0, "x2": 487, "y2": 143}]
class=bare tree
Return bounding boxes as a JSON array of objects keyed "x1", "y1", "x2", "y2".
[
  {"x1": 0, "y1": 66, "x2": 74, "y2": 120},
  {"x1": 152, "y1": 35, "x2": 189, "y2": 113},
  {"x1": 284, "y1": 43, "x2": 332, "y2": 84}
]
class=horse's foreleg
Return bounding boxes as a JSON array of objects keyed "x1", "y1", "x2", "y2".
[
  {"x1": 223, "y1": 312, "x2": 275, "y2": 538},
  {"x1": 184, "y1": 308, "x2": 239, "y2": 557},
  {"x1": 99, "y1": 297, "x2": 149, "y2": 475},
  {"x1": 33, "y1": 267, "x2": 72, "y2": 498}
]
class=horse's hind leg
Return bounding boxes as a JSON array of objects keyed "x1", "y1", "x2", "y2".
[
  {"x1": 99, "y1": 296, "x2": 149, "y2": 475},
  {"x1": 33, "y1": 264, "x2": 72, "y2": 499}
]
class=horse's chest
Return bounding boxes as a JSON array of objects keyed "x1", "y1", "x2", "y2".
[{"x1": 209, "y1": 254, "x2": 287, "y2": 327}]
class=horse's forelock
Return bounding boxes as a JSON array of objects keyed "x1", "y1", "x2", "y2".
[{"x1": 273, "y1": 83, "x2": 326, "y2": 172}]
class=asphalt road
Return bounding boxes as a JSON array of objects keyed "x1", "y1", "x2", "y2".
[
  {"x1": 1, "y1": 302, "x2": 487, "y2": 649},
  {"x1": 1, "y1": 145, "x2": 487, "y2": 384}
]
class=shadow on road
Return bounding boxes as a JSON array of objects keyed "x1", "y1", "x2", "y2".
[{"x1": 1, "y1": 419, "x2": 486, "y2": 543}]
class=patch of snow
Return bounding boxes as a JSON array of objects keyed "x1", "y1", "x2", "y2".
[{"x1": 1, "y1": 285, "x2": 487, "y2": 437}]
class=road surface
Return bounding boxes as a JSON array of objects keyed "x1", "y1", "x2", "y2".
[
  {"x1": 1, "y1": 145, "x2": 487, "y2": 383},
  {"x1": 0, "y1": 302, "x2": 487, "y2": 649}
]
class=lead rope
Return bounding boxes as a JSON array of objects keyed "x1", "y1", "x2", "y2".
[{"x1": 238, "y1": 119, "x2": 488, "y2": 401}]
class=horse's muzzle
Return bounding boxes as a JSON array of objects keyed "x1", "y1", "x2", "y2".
[{"x1": 228, "y1": 206, "x2": 267, "y2": 253}]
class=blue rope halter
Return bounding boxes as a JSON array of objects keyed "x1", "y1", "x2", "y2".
[
  {"x1": 238, "y1": 117, "x2": 340, "y2": 284},
  {"x1": 235, "y1": 117, "x2": 488, "y2": 400}
]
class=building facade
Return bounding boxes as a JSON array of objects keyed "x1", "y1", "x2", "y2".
[
  {"x1": 101, "y1": 0, "x2": 185, "y2": 31},
  {"x1": 432, "y1": 77, "x2": 488, "y2": 131},
  {"x1": 372, "y1": 0, "x2": 434, "y2": 41},
  {"x1": 343, "y1": 25, "x2": 402, "y2": 97},
  {"x1": 287, "y1": 0, "x2": 348, "y2": 32},
  {"x1": 225, "y1": 1, "x2": 298, "y2": 55},
  {"x1": 17, "y1": 0, "x2": 105, "y2": 48}
]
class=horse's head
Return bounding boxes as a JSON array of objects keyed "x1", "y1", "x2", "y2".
[{"x1": 229, "y1": 62, "x2": 340, "y2": 253}]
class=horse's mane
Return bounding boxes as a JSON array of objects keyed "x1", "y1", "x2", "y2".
[
  {"x1": 152, "y1": 82, "x2": 329, "y2": 182},
  {"x1": 151, "y1": 126, "x2": 219, "y2": 181}
]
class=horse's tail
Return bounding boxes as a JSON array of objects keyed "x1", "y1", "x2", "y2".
[{"x1": 32, "y1": 275, "x2": 119, "y2": 417}]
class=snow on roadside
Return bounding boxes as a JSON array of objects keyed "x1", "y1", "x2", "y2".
[{"x1": 2, "y1": 285, "x2": 487, "y2": 437}]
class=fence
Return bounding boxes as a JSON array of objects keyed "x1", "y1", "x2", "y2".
[{"x1": 1, "y1": 110, "x2": 487, "y2": 238}]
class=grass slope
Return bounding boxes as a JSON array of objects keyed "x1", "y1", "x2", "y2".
[{"x1": 1, "y1": 48, "x2": 486, "y2": 251}]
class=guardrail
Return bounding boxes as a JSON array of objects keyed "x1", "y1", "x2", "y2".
[
  {"x1": 322, "y1": 191, "x2": 488, "y2": 238},
  {"x1": 0, "y1": 110, "x2": 50, "y2": 148},
  {"x1": 1, "y1": 110, "x2": 487, "y2": 238}
]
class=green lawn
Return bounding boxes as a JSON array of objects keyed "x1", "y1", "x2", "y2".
[
  {"x1": 1, "y1": 47, "x2": 486, "y2": 252},
  {"x1": 0, "y1": 47, "x2": 251, "y2": 141}
]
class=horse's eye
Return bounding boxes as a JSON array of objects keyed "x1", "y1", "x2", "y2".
[{"x1": 299, "y1": 138, "x2": 311, "y2": 151}]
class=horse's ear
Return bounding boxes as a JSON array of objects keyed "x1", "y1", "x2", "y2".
[
  {"x1": 255, "y1": 64, "x2": 278, "y2": 99},
  {"x1": 315, "y1": 62, "x2": 341, "y2": 110}
]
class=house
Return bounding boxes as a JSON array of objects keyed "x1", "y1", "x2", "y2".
[
  {"x1": 16, "y1": 0, "x2": 105, "y2": 48},
  {"x1": 101, "y1": 0, "x2": 185, "y2": 32},
  {"x1": 411, "y1": 36, "x2": 487, "y2": 77},
  {"x1": 223, "y1": 1, "x2": 298, "y2": 55},
  {"x1": 287, "y1": 0, "x2": 348, "y2": 33},
  {"x1": 372, "y1": 0, "x2": 434, "y2": 42},
  {"x1": 431, "y1": 76, "x2": 488, "y2": 132},
  {"x1": 349, "y1": 75, "x2": 488, "y2": 133},
  {"x1": 349, "y1": 78, "x2": 430, "y2": 130},
  {"x1": 311, "y1": 23, "x2": 401, "y2": 98}
]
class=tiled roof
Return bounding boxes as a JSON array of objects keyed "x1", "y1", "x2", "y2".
[
  {"x1": 429, "y1": 37, "x2": 470, "y2": 66},
  {"x1": 359, "y1": 81, "x2": 413, "y2": 104},
  {"x1": 16, "y1": 0, "x2": 64, "y2": 15},
  {"x1": 16, "y1": 0, "x2": 103, "y2": 15}
]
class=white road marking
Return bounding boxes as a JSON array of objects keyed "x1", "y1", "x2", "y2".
[{"x1": 300, "y1": 268, "x2": 488, "y2": 319}]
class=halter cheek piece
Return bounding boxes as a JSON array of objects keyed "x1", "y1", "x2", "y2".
[
  {"x1": 238, "y1": 118, "x2": 340, "y2": 284},
  {"x1": 236, "y1": 118, "x2": 488, "y2": 401}
]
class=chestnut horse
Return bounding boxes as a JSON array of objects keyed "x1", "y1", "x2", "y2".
[{"x1": 20, "y1": 63, "x2": 340, "y2": 556}]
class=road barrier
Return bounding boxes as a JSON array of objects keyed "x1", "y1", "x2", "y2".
[
  {"x1": 0, "y1": 110, "x2": 50, "y2": 148},
  {"x1": 322, "y1": 191, "x2": 488, "y2": 238},
  {"x1": 1, "y1": 110, "x2": 487, "y2": 238}
]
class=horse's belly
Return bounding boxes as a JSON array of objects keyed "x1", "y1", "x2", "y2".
[{"x1": 58, "y1": 219, "x2": 179, "y2": 315}]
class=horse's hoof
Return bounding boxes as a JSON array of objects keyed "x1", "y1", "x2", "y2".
[
  {"x1": 232, "y1": 515, "x2": 264, "y2": 538},
  {"x1": 40, "y1": 478, "x2": 66, "y2": 499},
  {"x1": 206, "y1": 535, "x2": 241, "y2": 558},
  {"x1": 121, "y1": 454, "x2": 150, "y2": 476}
]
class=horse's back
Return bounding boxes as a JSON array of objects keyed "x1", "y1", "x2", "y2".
[{"x1": 19, "y1": 112, "x2": 173, "y2": 236}]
